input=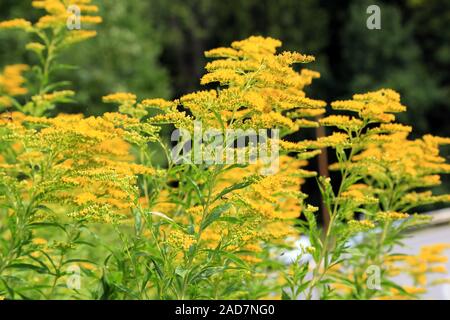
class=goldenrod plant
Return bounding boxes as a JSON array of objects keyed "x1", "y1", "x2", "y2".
[{"x1": 0, "y1": 1, "x2": 449, "y2": 300}]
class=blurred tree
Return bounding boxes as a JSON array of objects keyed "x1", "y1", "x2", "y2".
[
  {"x1": 406, "y1": 0, "x2": 450, "y2": 202},
  {"x1": 407, "y1": 0, "x2": 450, "y2": 137},
  {"x1": 148, "y1": 0, "x2": 330, "y2": 98},
  {"x1": 339, "y1": 0, "x2": 444, "y2": 134}
]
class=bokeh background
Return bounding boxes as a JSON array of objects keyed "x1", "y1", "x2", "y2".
[{"x1": 1, "y1": 0, "x2": 449, "y2": 212}]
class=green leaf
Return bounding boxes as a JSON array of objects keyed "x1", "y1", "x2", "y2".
[
  {"x1": 134, "y1": 210, "x2": 143, "y2": 235},
  {"x1": 208, "y1": 249, "x2": 248, "y2": 268},
  {"x1": 62, "y1": 259, "x2": 97, "y2": 266},
  {"x1": 151, "y1": 259, "x2": 164, "y2": 279},
  {"x1": 217, "y1": 216, "x2": 241, "y2": 224},
  {"x1": 28, "y1": 222, "x2": 66, "y2": 232},
  {"x1": 54, "y1": 63, "x2": 78, "y2": 71},
  {"x1": 212, "y1": 178, "x2": 255, "y2": 203},
  {"x1": 281, "y1": 289, "x2": 291, "y2": 300},
  {"x1": 175, "y1": 266, "x2": 188, "y2": 278},
  {"x1": 200, "y1": 202, "x2": 232, "y2": 231},
  {"x1": 6, "y1": 263, "x2": 47, "y2": 274},
  {"x1": 43, "y1": 81, "x2": 71, "y2": 92},
  {"x1": 185, "y1": 176, "x2": 205, "y2": 206}
]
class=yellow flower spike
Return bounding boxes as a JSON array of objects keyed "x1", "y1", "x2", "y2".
[
  {"x1": 375, "y1": 211, "x2": 410, "y2": 221},
  {"x1": 64, "y1": 30, "x2": 97, "y2": 45},
  {"x1": 276, "y1": 51, "x2": 315, "y2": 64},
  {"x1": 32, "y1": 238, "x2": 48, "y2": 245},
  {"x1": 402, "y1": 286, "x2": 427, "y2": 295},
  {"x1": 32, "y1": 0, "x2": 101, "y2": 30},
  {"x1": 200, "y1": 69, "x2": 246, "y2": 86},
  {"x1": 205, "y1": 47, "x2": 242, "y2": 59},
  {"x1": 0, "y1": 64, "x2": 29, "y2": 96},
  {"x1": 159, "y1": 35, "x2": 325, "y2": 132},
  {"x1": 205, "y1": 59, "x2": 260, "y2": 73},
  {"x1": 331, "y1": 88, "x2": 406, "y2": 123},
  {"x1": 316, "y1": 132, "x2": 349, "y2": 148},
  {"x1": 346, "y1": 124, "x2": 450, "y2": 213},
  {"x1": 40, "y1": 90, "x2": 74, "y2": 102},
  {"x1": 231, "y1": 36, "x2": 282, "y2": 55},
  {"x1": 74, "y1": 192, "x2": 97, "y2": 205},
  {"x1": 141, "y1": 98, "x2": 174, "y2": 110},
  {"x1": 26, "y1": 42, "x2": 46, "y2": 53},
  {"x1": 331, "y1": 100, "x2": 365, "y2": 112},
  {"x1": 1, "y1": 112, "x2": 153, "y2": 223},
  {"x1": 0, "y1": 96, "x2": 12, "y2": 108},
  {"x1": 423, "y1": 134, "x2": 450, "y2": 146},
  {"x1": 428, "y1": 265, "x2": 447, "y2": 273},
  {"x1": 0, "y1": 19, "x2": 32, "y2": 31},
  {"x1": 167, "y1": 229, "x2": 196, "y2": 251},
  {"x1": 103, "y1": 92, "x2": 137, "y2": 105},
  {"x1": 79, "y1": 16, "x2": 102, "y2": 24},
  {"x1": 348, "y1": 220, "x2": 376, "y2": 233},
  {"x1": 376, "y1": 123, "x2": 413, "y2": 133},
  {"x1": 287, "y1": 108, "x2": 326, "y2": 118},
  {"x1": 340, "y1": 189, "x2": 378, "y2": 205},
  {"x1": 319, "y1": 115, "x2": 364, "y2": 131}
]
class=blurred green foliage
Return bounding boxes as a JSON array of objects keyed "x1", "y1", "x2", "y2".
[{"x1": 340, "y1": 0, "x2": 445, "y2": 134}]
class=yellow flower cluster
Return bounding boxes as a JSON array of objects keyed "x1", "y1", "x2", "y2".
[
  {"x1": 32, "y1": 0, "x2": 101, "y2": 29},
  {"x1": 212, "y1": 156, "x2": 310, "y2": 254},
  {"x1": 331, "y1": 88, "x2": 406, "y2": 123},
  {"x1": 0, "y1": 65, "x2": 29, "y2": 107},
  {"x1": 0, "y1": 1, "x2": 101, "y2": 32},
  {"x1": 375, "y1": 211, "x2": 409, "y2": 221},
  {"x1": 330, "y1": 243, "x2": 449, "y2": 299},
  {"x1": 325, "y1": 89, "x2": 450, "y2": 215},
  {"x1": 112, "y1": 36, "x2": 326, "y2": 136},
  {"x1": 385, "y1": 244, "x2": 450, "y2": 290},
  {"x1": 103, "y1": 92, "x2": 137, "y2": 105},
  {"x1": 201, "y1": 37, "x2": 325, "y2": 130},
  {"x1": 340, "y1": 188, "x2": 378, "y2": 205},
  {"x1": 0, "y1": 19, "x2": 32, "y2": 31},
  {"x1": 0, "y1": 112, "x2": 155, "y2": 222},
  {"x1": 280, "y1": 132, "x2": 349, "y2": 152},
  {"x1": 347, "y1": 219, "x2": 375, "y2": 233},
  {"x1": 351, "y1": 133, "x2": 450, "y2": 210},
  {"x1": 167, "y1": 229, "x2": 197, "y2": 250}
]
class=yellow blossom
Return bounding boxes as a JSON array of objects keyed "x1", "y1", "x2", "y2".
[
  {"x1": 375, "y1": 211, "x2": 409, "y2": 221},
  {"x1": 103, "y1": 92, "x2": 137, "y2": 105},
  {"x1": 0, "y1": 64, "x2": 29, "y2": 96},
  {"x1": 348, "y1": 220, "x2": 375, "y2": 233},
  {"x1": 0, "y1": 19, "x2": 32, "y2": 30}
]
